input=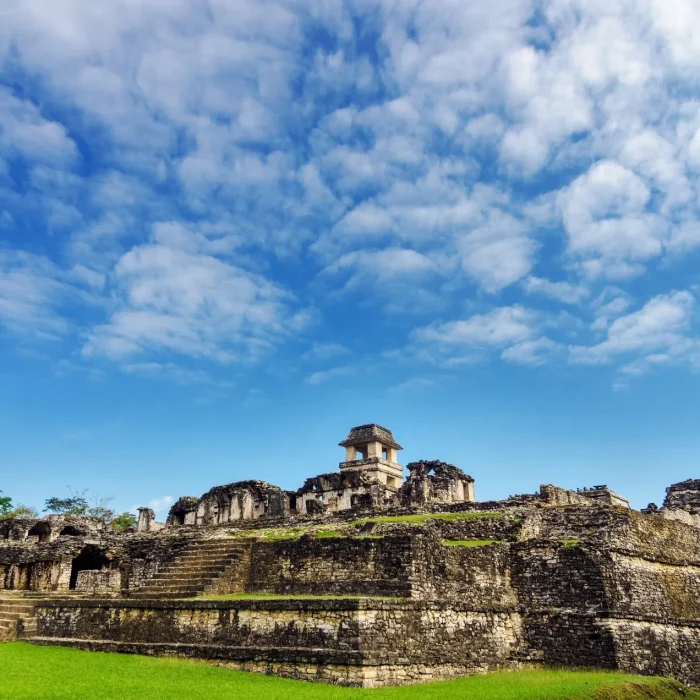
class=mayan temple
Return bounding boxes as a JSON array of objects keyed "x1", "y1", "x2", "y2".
[{"x1": 1, "y1": 424, "x2": 700, "y2": 688}]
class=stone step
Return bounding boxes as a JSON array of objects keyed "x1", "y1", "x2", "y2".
[
  {"x1": 133, "y1": 588, "x2": 207, "y2": 597},
  {"x1": 166, "y1": 554, "x2": 243, "y2": 564},
  {"x1": 137, "y1": 579, "x2": 213, "y2": 588},
  {"x1": 182, "y1": 542, "x2": 245, "y2": 552},
  {"x1": 148, "y1": 574, "x2": 222, "y2": 584},
  {"x1": 155, "y1": 562, "x2": 232, "y2": 572},
  {"x1": 137, "y1": 583, "x2": 211, "y2": 592}
]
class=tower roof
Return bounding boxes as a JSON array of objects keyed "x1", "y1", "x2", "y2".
[{"x1": 339, "y1": 424, "x2": 403, "y2": 450}]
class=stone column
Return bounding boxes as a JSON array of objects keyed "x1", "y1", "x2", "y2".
[{"x1": 136, "y1": 508, "x2": 156, "y2": 533}]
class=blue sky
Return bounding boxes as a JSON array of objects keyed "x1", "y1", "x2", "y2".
[{"x1": 2, "y1": 0, "x2": 700, "y2": 517}]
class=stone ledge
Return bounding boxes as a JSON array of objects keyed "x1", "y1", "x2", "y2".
[
  {"x1": 30, "y1": 638, "x2": 368, "y2": 664},
  {"x1": 34, "y1": 597, "x2": 521, "y2": 613}
]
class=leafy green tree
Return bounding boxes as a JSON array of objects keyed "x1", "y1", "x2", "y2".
[
  {"x1": 0, "y1": 491, "x2": 12, "y2": 517},
  {"x1": 44, "y1": 489, "x2": 115, "y2": 525},
  {"x1": 44, "y1": 493, "x2": 88, "y2": 515},
  {"x1": 11, "y1": 504, "x2": 39, "y2": 519},
  {"x1": 111, "y1": 512, "x2": 138, "y2": 532}
]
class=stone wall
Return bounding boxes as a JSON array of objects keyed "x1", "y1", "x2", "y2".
[
  {"x1": 33, "y1": 598, "x2": 525, "y2": 687},
  {"x1": 75, "y1": 570, "x2": 121, "y2": 596},
  {"x1": 411, "y1": 536, "x2": 517, "y2": 606},
  {"x1": 247, "y1": 536, "x2": 414, "y2": 597}
]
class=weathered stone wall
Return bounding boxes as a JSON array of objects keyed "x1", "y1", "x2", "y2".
[
  {"x1": 117, "y1": 532, "x2": 194, "y2": 592},
  {"x1": 605, "y1": 618, "x2": 700, "y2": 690},
  {"x1": 0, "y1": 540, "x2": 83, "y2": 591},
  {"x1": 411, "y1": 536, "x2": 517, "y2": 606},
  {"x1": 663, "y1": 480, "x2": 700, "y2": 514},
  {"x1": 34, "y1": 599, "x2": 525, "y2": 687},
  {"x1": 511, "y1": 542, "x2": 608, "y2": 611},
  {"x1": 75, "y1": 570, "x2": 121, "y2": 596},
  {"x1": 247, "y1": 536, "x2": 413, "y2": 597}
]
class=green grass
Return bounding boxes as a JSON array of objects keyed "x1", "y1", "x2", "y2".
[
  {"x1": 193, "y1": 594, "x2": 399, "y2": 601},
  {"x1": 0, "y1": 643, "x2": 694, "y2": 700},
  {"x1": 350, "y1": 512, "x2": 502, "y2": 526},
  {"x1": 442, "y1": 539, "x2": 499, "y2": 547},
  {"x1": 315, "y1": 530, "x2": 345, "y2": 538}
]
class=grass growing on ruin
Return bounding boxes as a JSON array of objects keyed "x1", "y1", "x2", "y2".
[
  {"x1": 351, "y1": 511, "x2": 502, "y2": 526},
  {"x1": 1, "y1": 643, "x2": 696, "y2": 700},
  {"x1": 442, "y1": 539, "x2": 499, "y2": 547},
  {"x1": 193, "y1": 594, "x2": 401, "y2": 601}
]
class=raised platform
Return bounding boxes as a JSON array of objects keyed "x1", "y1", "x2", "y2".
[{"x1": 32, "y1": 597, "x2": 525, "y2": 687}]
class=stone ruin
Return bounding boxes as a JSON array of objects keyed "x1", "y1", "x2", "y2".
[
  {"x1": 2, "y1": 423, "x2": 700, "y2": 689},
  {"x1": 150, "y1": 425, "x2": 476, "y2": 532}
]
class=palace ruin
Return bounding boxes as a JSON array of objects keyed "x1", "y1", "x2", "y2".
[{"x1": 1, "y1": 423, "x2": 700, "y2": 688}]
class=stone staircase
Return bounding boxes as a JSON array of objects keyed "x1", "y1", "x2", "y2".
[
  {"x1": 0, "y1": 599, "x2": 38, "y2": 640},
  {"x1": 130, "y1": 539, "x2": 252, "y2": 599}
]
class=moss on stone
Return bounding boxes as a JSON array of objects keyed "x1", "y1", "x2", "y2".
[
  {"x1": 441, "y1": 539, "x2": 500, "y2": 547},
  {"x1": 351, "y1": 512, "x2": 502, "y2": 526}
]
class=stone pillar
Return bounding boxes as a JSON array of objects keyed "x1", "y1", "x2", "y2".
[
  {"x1": 137, "y1": 508, "x2": 156, "y2": 533},
  {"x1": 367, "y1": 441, "x2": 383, "y2": 458}
]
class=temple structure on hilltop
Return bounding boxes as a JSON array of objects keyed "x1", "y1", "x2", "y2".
[
  {"x1": 160, "y1": 424, "x2": 475, "y2": 530},
  {"x1": 2, "y1": 422, "x2": 700, "y2": 690}
]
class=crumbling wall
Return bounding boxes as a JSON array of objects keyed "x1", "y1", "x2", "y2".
[
  {"x1": 663, "y1": 480, "x2": 700, "y2": 514},
  {"x1": 400, "y1": 461, "x2": 475, "y2": 506},
  {"x1": 294, "y1": 471, "x2": 393, "y2": 516}
]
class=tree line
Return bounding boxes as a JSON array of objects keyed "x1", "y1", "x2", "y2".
[{"x1": 0, "y1": 489, "x2": 137, "y2": 531}]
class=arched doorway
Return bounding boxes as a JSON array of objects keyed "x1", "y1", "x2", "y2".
[
  {"x1": 69, "y1": 546, "x2": 109, "y2": 590},
  {"x1": 59, "y1": 526, "x2": 84, "y2": 537},
  {"x1": 27, "y1": 522, "x2": 51, "y2": 543}
]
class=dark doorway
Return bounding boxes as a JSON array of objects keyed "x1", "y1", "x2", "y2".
[
  {"x1": 27, "y1": 522, "x2": 51, "y2": 543},
  {"x1": 60, "y1": 526, "x2": 84, "y2": 537},
  {"x1": 69, "y1": 546, "x2": 109, "y2": 590}
]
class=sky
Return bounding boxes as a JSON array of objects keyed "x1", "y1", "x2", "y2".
[{"x1": 1, "y1": 0, "x2": 700, "y2": 518}]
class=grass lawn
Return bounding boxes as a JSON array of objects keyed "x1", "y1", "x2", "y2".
[
  {"x1": 350, "y1": 512, "x2": 502, "y2": 526},
  {"x1": 1, "y1": 643, "x2": 696, "y2": 700}
]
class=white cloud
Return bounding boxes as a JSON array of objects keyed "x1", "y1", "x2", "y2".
[
  {"x1": 570, "y1": 291, "x2": 696, "y2": 365},
  {"x1": 0, "y1": 251, "x2": 82, "y2": 339},
  {"x1": 83, "y1": 232, "x2": 310, "y2": 363},
  {"x1": 523, "y1": 276, "x2": 589, "y2": 305},
  {"x1": 1, "y1": 0, "x2": 700, "y2": 390},
  {"x1": 502, "y1": 337, "x2": 562, "y2": 366},
  {"x1": 0, "y1": 88, "x2": 78, "y2": 166},
  {"x1": 122, "y1": 362, "x2": 233, "y2": 388},
  {"x1": 131, "y1": 495, "x2": 175, "y2": 515},
  {"x1": 306, "y1": 364, "x2": 357, "y2": 385},
  {"x1": 416, "y1": 306, "x2": 536, "y2": 347}
]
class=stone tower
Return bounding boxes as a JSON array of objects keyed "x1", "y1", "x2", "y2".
[{"x1": 339, "y1": 424, "x2": 404, "y2": 489}]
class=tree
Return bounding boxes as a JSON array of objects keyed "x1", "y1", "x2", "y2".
[
  {"x1": 111, "y1": 512, "x2": 138, "y2": 532},
  {"x1": 0, "y1": 491, "x2": 12, "y2": 517},
  {"x1": 10, "y1": 504, "x2": 39, "y2": 519},
  {"x1": 44, "y1": 489, "x2": 115, "y2": 525},
  {"x1": 44, "y1": 491, "x2": 88, "y2": 515}
]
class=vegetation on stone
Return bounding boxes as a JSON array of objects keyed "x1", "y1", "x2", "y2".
[
  {"x1": 1, "y1": 644, "x2": 696, "y2": 700},
  {"x1": 441, "y1": 539, "x2": 499, "y2": 547},
  {"x1": 195, "y1": 593, "x2": 399, "y2": 601},
  {"x1": 350, "y1": 512, "x2": 502, "y2": 526}
]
